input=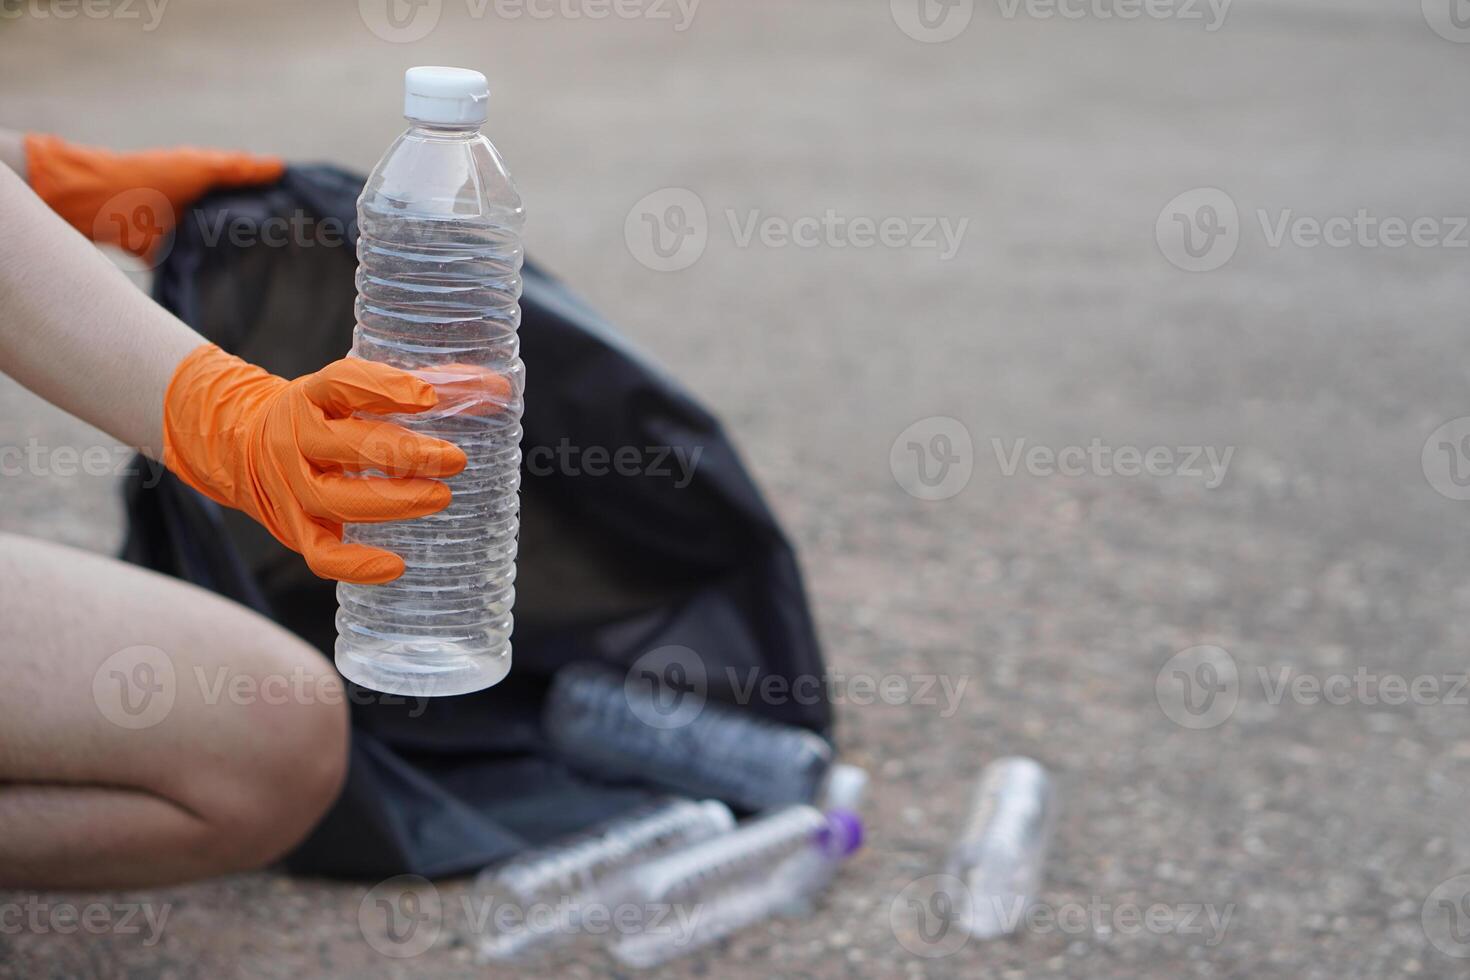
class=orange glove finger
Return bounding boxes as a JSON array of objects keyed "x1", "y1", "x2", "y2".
[
  {"x1": 299, "y1": 415, "x2": 467, "y2": 479},
  {"x1": 297, "y1": 471, "x2": 452, "y2": 525},
  {"x1": 290, "y1": 512, "x2": 407, "y2": 585},
  {"x1": 181, "y1": 147, "x2": 286, "y2": 189},
  {"x1": 303, "y1": 359, "x2": 442, "y2": 417}
]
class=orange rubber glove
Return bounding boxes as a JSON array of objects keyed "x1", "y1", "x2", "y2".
[
  {"x1": 24, "y1": 133, "x2": 283, "y2": 259},
  {"x1": 162, "y1": 344, "x2": 469, "y2": 585}
]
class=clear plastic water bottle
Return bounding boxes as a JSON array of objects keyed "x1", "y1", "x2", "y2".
[
  {"x1": 607, "y1": 804, "x2": 863, "y2": 968},
  {"x1": 780, "y1": 763, "x2": 870, "y2": 915},
  {"x1": 543, "y1": 662, "x2": 834, "y2": 810},
  {"x1": 944, "y1": 756, "x2": 1057, "y2": 940},
  {"x1": 335, "y1": 66, "x2": 525, "y2": 697},
  {"x1": 473, "y1": 797, "x2": 734, "y2": 962}
]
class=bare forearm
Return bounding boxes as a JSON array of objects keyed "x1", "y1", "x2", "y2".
[
  {"x1": 0, "y1": 128, "x2": 24, "y2": 179},
  {"x1": 0, "y1": 162, "x2": 202, "y2": 455}
]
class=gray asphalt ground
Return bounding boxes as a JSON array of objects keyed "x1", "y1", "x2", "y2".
[{"x1": 5, "y1": 0, "x2": 1470, "y2": 976}]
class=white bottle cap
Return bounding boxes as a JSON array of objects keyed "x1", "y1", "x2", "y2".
[
  {"x1": 819, "y1": 764, "x2": 870, "y2": 813},
  {"x1": 404, "y1": 66, "x2": 489, "y2": 127}
]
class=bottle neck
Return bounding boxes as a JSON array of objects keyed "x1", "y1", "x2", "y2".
[{"x1": 406, "y1": 121, "x2": 482, "y2": 140}]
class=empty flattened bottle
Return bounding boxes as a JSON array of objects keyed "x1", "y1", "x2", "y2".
[
  {"x1": 944, "y1": 756, "x2": 1057, "y2": 940},
  {"x1": 544, "y1": 662, "x2": 834, "y2": 811},
  {"x1": 335, "y1": 66, "x2": 526, "y2": 698},
  {"x1": 473, "y1": 797, "x2": 734, "y2": 962},
  {"x1": 608, "y1": 804, "x2": 864, "y2": 969}
]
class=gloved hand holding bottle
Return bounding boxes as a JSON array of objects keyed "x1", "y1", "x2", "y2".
[
  {"x1": 0, "y1": 131, "x2": 474, "y2": 586},
  {"x1": 162, "y1": 345, "x2": 473, "y2": 584}
]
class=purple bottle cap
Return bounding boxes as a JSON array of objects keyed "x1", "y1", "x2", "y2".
[{"x1": 816, "y1": 808, "x2": 865, "y2": 858}]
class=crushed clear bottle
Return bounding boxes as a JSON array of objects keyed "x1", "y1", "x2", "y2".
[
  {"x1": 472, "y1": 797, "x2": 734, "y2": 962},
  {"x1": 543, "y1": 662, "x2": 834, "y2": 811},
  {"x1": 606, "y1": 803, "x2": 863, "y2": 968},
  {"x1": 944, "y1": 756, "x2": 1057, "y2": 940}
]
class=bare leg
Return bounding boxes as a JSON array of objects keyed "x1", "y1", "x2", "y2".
[{"x1": 0, "y1": 532, "x2": 348, "y2": 889}]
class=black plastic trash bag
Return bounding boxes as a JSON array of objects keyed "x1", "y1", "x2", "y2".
[{"x1": 120, "y1": 165, "x2": 830, "y2": 879}]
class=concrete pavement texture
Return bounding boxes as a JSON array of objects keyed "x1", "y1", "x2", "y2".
[{"x1": 4, "y1": 0, "x2": 1470, "y2": 976}]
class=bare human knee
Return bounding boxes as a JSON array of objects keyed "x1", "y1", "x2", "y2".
[
  {"x1": 0, "y1": 531, "x2": 352, "y2": 888},
  {"x1": 194, "y1": 654, "x2": 350, "y2": 873}
]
